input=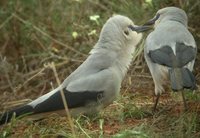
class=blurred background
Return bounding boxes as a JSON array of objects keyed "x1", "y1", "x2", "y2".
[{"x1": 0, "y1": 0, "x2": 199, "y2": 137}]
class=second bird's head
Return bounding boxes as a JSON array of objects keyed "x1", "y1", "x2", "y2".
[{"x1": 143, "y1": 7, "x2": 188, "y2": 28}]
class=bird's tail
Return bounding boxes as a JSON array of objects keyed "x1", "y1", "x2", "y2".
[
  {"x1": 168, "y1": 68, "x2": 196, "y2": 91},
  {"x1": 0, "y1": 105, "x2": 33, "y2": 125}
]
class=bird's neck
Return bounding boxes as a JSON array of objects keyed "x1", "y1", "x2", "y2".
[
  {"x1": 91, "y1": 41, "x2": 135, "y2": 79},
  {"x1": 115, "y1": 45, "x2": 135, "y2": 78}
]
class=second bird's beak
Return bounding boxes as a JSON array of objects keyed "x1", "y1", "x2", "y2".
[
  {"x1": 128, "y1": 25, "x2": 152, "y2": 33},
  {"x1": 143, "y1": 14, "x2": 160, "y2": 26}
]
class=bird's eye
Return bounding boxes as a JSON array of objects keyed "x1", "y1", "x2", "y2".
[{"x1": 124, "y1": 30, "x2": 129, "y2": 35}]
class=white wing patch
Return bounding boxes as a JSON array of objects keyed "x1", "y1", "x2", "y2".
[
  {"x1": 171, "y1": 44, "x2": 176, "y2": 55},
  {"x1": 28, "y1": 87, "x2": 61, "y2": 108}
]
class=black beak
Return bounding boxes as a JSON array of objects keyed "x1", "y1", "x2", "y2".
[
  {"x1": 128, "y1": 25, "x2": 152, "y2": 33},
  {"x1": 143, "y1": 14, "x2": 160, "y2": 26}
]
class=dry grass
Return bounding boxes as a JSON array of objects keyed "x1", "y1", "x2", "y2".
[{"x1": 0, "y1": 0, "x2": 200, "y2": 137}]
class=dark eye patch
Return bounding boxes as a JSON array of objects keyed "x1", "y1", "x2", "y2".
[{"x1": 124, "y1": 30, "x2": 129, "y2": 35}]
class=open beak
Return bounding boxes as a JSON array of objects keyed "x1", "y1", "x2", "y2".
[
  {"x1": 143, "y1": 14, "x2": 160, "y2": 26},
  {"x1": 128, "y1": 25, "x2": 152, "y2": 33}
]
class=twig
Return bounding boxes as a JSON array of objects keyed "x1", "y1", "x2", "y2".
[
  {"x1": 23, "y1": 59, "x2": 81, "y2": 78},
  {"x1": 76, "y1": 118, "x2": 91, "y2": 138},
  {"x1": 21, "y1": 56, "x2": 28, "y2": 73},
  {"x1": 1, "y1": 37, "x2": 9, "y2": 54},
  {"x1": 5, "y1": 71, "x2": 16, "y2": 94},
  {"x1": 13, "y1": 59, "x2": 81, "y2": 94},
  {"x1": 188, "y1": 27, "x2": 200, "y2": 38},
  {"x1": 49, "y1": 62, "x2": 76, "y2": 138},
  {"x1": 1, "y1": 57, "x2": 16, "y2": 94},
  {"x1": 15, "y1": 67, "x2": 46, "y2": 92},
  {"x1": 3, "y1": 99, "x2": 32, "y2": 110},
  {"x1": 12, "y1": 13, "x2": 87, "y2": 57},
  {"x1": 33, "y1": 34, "x2": 49, "y2": 52},
  {"x1": 132, "y1": 39, "x2": 145, "y2": 62},
  {"x1": 88, "y1": 0, "x2": 108, "y2": 11},
  {"x1": 0, "y1": 14, "x2": 14, "y2": 30},
  {"x1": 188, "y1": 1, "x2": 200, "y2": 12},
  {"x1": 132, "y1": 74, "x2": 152, "y2": 79},
  {"x1": 99, "y1": 119, "x2": 104, "y2": 137}
]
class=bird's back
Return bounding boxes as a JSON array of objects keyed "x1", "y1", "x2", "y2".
[{"x1": 146, "y1": 20, "x2": 196, "y2": 52}]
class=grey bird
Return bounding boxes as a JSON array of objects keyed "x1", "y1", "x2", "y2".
[
  {"x1": 143, "y1": 7, "x2": 197, "y2": 111},
  {"x1": 0, "y1": 15, "x2": 150, "y2": 125}
]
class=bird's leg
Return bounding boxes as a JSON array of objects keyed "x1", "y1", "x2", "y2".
[
  {"x1": 153, "y1": 94, "x2": 160, "y2": 112},
  {"x1": 181, "y1": 90, "x2": 187, "y2": 111}
]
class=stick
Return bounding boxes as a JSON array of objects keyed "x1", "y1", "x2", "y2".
[{"x1": 50, "y1": 62, "x2": 76, "y2": 137}]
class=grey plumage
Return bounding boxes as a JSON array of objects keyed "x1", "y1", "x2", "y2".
[
  {"x1": 144, "y1": 7, "x2": 197, "y2": 109},
  {"x1": 0, "y1": 15, "x2": 147, "y2": 125}
]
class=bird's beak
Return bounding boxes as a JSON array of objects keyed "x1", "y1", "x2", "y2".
[
  {"x1": 128, "y1": 14, "x2": 160, "y2": 33},
  {"x1": 143, "y1": 14, "x2": 160, "y2": 26},
  {"x1": 128, "y1": 25, "x2": 152, "y2": 33}
]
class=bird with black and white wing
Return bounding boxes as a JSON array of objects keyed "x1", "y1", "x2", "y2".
[
  {"x1": 0, "y1": 15, "x2": 150, "y2": 125},
  {"x1": 143, "y1": 7, "x2": 197, "y2": 111}
]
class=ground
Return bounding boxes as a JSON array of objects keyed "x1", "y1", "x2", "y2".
[{"x1": 0, "y1": 0, "x2": 200, "y2": 138}]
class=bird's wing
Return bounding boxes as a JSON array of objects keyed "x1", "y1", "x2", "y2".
[
  {"x1": 148, "y1": 42, "x2": 196, "y2": 67},
  {"x1": 146, "y1": 23, "x2": 197, "y2": 68},
  {"x1": 175, "y1": 42, "x2": 197, "y2": 67},
  {"x1": 28, "y1": 68, "x2": 114, "y2": 114},
  {"x1": 66, "y1": 68, "x2": 113, "y2": 92},
  {"x1": 148, "y1": 45, "x2": 175, "y2": 67}
]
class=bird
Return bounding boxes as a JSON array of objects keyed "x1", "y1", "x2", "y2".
[
  {"x1": 143, "y1": 7, "x2": 197, "y2": 111},
  {"x1": 0, "y1": 15, "x2": 150, "y2": 125}
]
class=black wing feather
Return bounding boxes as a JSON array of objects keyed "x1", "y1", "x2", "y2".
[
  {"x1": 149, "y1": 46, "x2": 176, "y2": 67},
  {"x1": 33, "y1": 89, "x2": 104, "y2": 114},
  {"x1": 176, "y1": 42, "x2": 196, "y2": 67}
]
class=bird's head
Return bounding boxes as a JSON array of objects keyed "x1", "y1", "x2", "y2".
[
  {"x1": 97, "y1": 15, "x2": 150, "y2": 51},
  {"x1": 143, "y1": 7, "x2": 188, "y2": 27}
]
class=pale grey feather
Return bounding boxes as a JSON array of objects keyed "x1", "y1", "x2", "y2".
[{"x1": 144, "y1": 7, "x2": 197, "y2": 95}]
